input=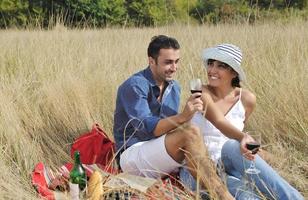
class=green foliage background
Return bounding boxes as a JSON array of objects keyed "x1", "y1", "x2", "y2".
[{"x1": 0, "y1": 0, "x2": 307, "y2": 28}]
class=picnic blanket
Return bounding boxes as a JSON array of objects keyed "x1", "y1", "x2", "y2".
[{"x1": 31, "y1": 123, "x2": 193, "y2": 200}]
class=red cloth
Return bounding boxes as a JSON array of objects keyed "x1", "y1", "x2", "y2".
[{"x1": 31, "y1": 162, "x2": 55, "y2": 200}]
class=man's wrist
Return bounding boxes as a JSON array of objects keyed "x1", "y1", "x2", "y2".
[{"x1": 177, "y1": 113, "x2": 187, "y2": 124}]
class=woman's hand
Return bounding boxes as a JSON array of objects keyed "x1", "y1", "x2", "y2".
[{"x1": 240, "y1": 133, "x2": 259, "y2": 160}]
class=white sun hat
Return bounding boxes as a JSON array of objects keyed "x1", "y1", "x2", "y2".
[{"x1": 202, "y1": 43, "x2": 246, "y2": 81}]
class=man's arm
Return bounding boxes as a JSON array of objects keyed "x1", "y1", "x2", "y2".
[
  {"x1": 153, "y1": 93, "x2": 204, "y2": 137},
  {"x1": 120, "y1": 80, "x2": 161, "y2": 140}
]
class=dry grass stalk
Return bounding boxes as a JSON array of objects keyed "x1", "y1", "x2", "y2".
[{"x1": 0, "y1": 21, "x2": 307, "y2": 199}]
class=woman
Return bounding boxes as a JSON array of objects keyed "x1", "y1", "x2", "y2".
[{"x1": 180, "y1": 44, "x2": 304, "y2": 200}]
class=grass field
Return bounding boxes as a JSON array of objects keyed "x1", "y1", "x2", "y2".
[{"x1": 0, "y1": 21, "x2": 307, "y2": 199}]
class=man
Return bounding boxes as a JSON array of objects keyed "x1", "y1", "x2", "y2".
[{"x1": 113, "y1": 35, "x2": 251, "y2": 199}]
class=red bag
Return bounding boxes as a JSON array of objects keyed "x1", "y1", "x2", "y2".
[{"x1": 71, "y1": 123, "x2": 115, "y2": 167}]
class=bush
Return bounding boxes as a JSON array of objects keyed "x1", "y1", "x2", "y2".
[{"x1": 0, "y1": 0, "x2": 307, "y2": 28}]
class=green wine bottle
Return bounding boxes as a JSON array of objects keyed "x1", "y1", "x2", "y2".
[{"x1": 69, "y1": 151, "x2": 87, "y2": 199}]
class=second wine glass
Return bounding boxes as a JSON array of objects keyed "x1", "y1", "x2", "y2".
[
  {"x1": 245, "y1": 131, "x2": 261, "y2": 174},
  {"x1": 237, "y1": 131, "x2": 262, "y2": 200},
  {"x1": 189, "y1": 79, "x2": 202, "y2": 95}
]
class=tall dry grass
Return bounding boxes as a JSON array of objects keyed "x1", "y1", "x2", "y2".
[{"x1": 0, "y1": 21, "x2": 307, "y2": 199}]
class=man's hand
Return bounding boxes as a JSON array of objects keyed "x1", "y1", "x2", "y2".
[
  {"x1": 179, "y1": 93, "x2": 203, "y2": 122},
  {"x1": 240, "y1": 133, "x2": 259, "y2": 160}
]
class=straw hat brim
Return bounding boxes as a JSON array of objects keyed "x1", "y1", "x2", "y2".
[{"x1": 202, "y1": 48, "x2": 246, "y2": 81}]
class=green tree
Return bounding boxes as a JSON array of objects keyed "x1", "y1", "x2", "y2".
[
  {"x1": 62, "y1": 0, "x2": 126, "y2": 27},
  {"x1": 166, "y1": 0, "x2": 197, "y2": 23},
  {"x1": 27, "y1": 0, "x2": 66, "y2": 27},
  {"x1": 0, "y1": 0, "x2": 28, "y2": 28},
  {"x1": 0, "y1": 0, "x2": 307, "y2": 28},
  {"x1": 97, "y1": 0, "x2": 126, "y2": 26},
  {"x1": 126, "y1": 0, "x2": 170, "y2": 26},
  {"x1": 190, "y1": 0, "x2": 248, "y2": 24},
  {"x1": 249, "y1": 0, "x2": 306, "y2": 9}
]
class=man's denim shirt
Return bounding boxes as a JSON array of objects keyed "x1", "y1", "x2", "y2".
[{"x1": 113, "y1": 66, "x2": 181, "y2": 153}]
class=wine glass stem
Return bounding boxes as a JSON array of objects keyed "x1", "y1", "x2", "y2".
[{"x1": 250, "y1": 161, "x2": 256, "y2": 169}]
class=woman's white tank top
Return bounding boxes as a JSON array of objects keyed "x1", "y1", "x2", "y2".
[{"x1": 191, "y1": 89, "x2": 246, "y2": 163}]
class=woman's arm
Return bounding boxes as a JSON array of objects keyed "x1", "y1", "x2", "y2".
[
  {"x1": 201, "y1": 88, "x2": 256, "y2": 160},
  {"x1": 202, "y1": 88, "x2": 256, "y2": 140},
  {"x1": 202, "y1": 92, "x2": 244, "y2": 141}
]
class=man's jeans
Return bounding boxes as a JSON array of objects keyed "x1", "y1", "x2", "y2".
[{"x1": 179, "y1": 140, "x2": 304, "y2": 200}]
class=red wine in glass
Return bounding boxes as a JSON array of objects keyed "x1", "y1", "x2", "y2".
[
  {"x1": 246, "y1": 142, "x2": 260, "y2": 154},
  {"x1": 190, "y1": 79, "x2": 202, "y2": 98},
  {"x1": 190, "y1": 90, "x2": 202, "y2": 98},
  {"x1": 190, "y1": 89, "x2": 202, "y2": 94}
]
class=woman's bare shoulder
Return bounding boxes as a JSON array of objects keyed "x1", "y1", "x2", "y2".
[{"x1": 241, "y1": 88, "x2": 256, "y2": 108}]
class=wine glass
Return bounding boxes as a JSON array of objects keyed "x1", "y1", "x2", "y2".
[
  {"x1": 189, "y1": 78, "x2": 205, "y2": 116},
  {"x1": 189, "y1": 78, "x2": 202, "y2": 97},
  {"x1": 245, "y1": 131, "x2": 261, "y2": 174},
  {"x1": 235, "y1": 131, "x2": 262, "y2": 200}
]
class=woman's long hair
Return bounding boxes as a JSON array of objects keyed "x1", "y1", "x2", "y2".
[{"x1": 232, "y1": 76, "x2": 241, "y2": 88}]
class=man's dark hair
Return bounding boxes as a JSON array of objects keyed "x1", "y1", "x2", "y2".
[{"x1": 147, "y1": 35, "x2": 180, "y2": 61}]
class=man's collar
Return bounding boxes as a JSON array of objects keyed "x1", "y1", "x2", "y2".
[
  {"x1": 144, "y1": 66, "x2": 156, "y2": 86},
  {"x1": 144, "y1": 66, "x2": 173, "y2": 87}
]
